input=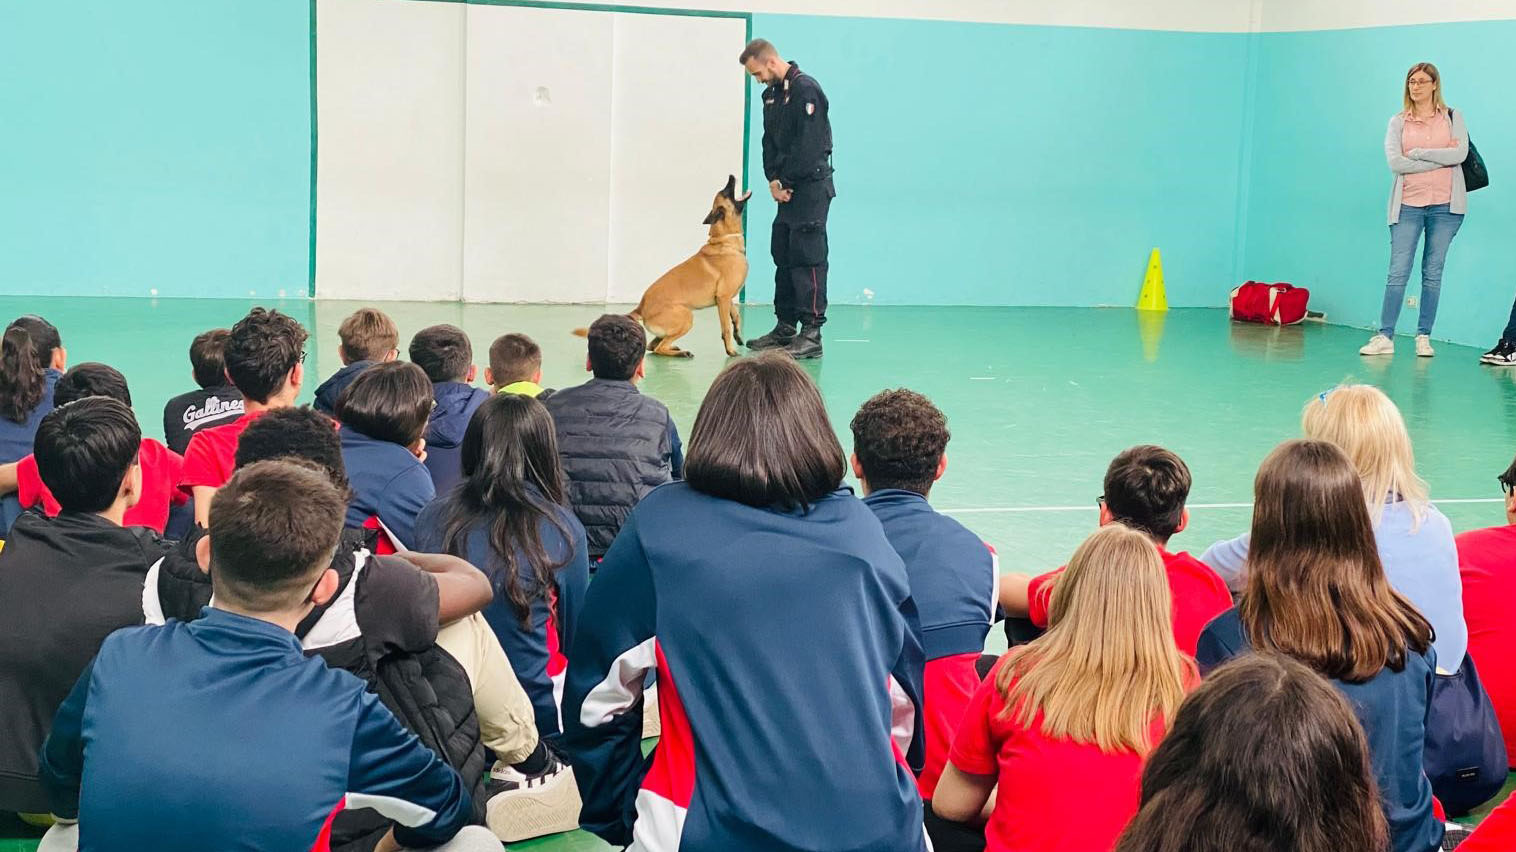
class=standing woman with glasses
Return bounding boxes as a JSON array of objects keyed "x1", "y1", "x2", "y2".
[{"x1": 1361, "y1": 62, "x2": 1470, "y2": 358}]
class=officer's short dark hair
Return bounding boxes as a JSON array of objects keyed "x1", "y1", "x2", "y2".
[
  {"x1": 1104, "y1": 445, "x2": 1192, "y2": 541},
  {"x1": 409, "y1": 324, "x2": 473, "y2": 383},
  {"x1": 490, "y1": 333, "x2": 542, "y2": 386},
  {"x1": 35, "y1": 397, "x2": 141, "y2": 514},
  {"x1": 224, "y1": 308, "x2": 309, "y2": 404},
  {"x1": 334, "y1": 361, "x2": 434, "y2": 448},
  {"x1": 586, "y1": 315, "x2": 646, "y2": 381},
  {"x1": 850, "y1": 389, "x2": 950, "y2": 496},
  {"x1": 190, "y1": 329, "x2": 233, "y2": 389},
  {"x1": 738, "y1": 38, "x2": 777, "y2": 64},
  {"x1": 54, "y1": 363, "x2": 132, "y2": 408},
  {"x1": 686, "y1": 352, "x2": 844, "y2": 510},
  {"x1": 209, "y1": 460, "x2": 346, "y2": 613},
  {"x1": 235, "y1": 406, "x2": 350, "y2": 497}
]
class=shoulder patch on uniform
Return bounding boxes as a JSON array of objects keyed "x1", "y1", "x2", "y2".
[{"x1": 806, "y1": 102, "x2": 815, "y2": 115}]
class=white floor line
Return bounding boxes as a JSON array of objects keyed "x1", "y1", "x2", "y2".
[{"x1": 940, "y1": 497, "x2": 1502, "y2": 515}]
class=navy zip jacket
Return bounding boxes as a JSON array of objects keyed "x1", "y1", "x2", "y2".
[
  {"x1": 0, "y1": 367, "x2": 60, "y2": 462},
  {"x1": 314, "y1": 361, "x2": 374, "y2": 416},
  {"x1": 39, "y1": 608, "x2": 473, "y2": 852},
  {"x1": 863, "y1": 489, "x2": 997, "y2": 798},
  {"x1": 415, "y1": 494, "x2": 590, "y2": 739},
  {"x1": 1197, "y1": 608, "x2": 1441, "y2": 852},
  {"x1": 421, "y1": 381, "x2": 490, "y2": 495},
  {"x1": 340, "y1": 426, "x2": 436, "y2": 550},
  {"x1": 560, "y1": 482, "x2": 928, "y2": 851}
]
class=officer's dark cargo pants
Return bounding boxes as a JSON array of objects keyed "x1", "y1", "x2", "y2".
[{"x1": 770, "y1": 179, "x2": 834, "y2": 328}]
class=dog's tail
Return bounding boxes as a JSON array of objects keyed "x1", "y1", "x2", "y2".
[{"x1": 571, "y1": 307, "x2": 642, "y2": 338}]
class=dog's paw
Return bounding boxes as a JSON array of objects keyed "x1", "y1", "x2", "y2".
[
  {"x1": 725, "y1": 348, "x2": 740, "y2": 357},
  {"x1": 678, "y1": 350, "x2": 695, "y2": 359}
]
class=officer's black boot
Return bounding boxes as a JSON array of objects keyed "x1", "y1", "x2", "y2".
[
  {"x1": 746, "y1": 321, "x2": 797, "y2": 351},
  {"x1": 785, "y1": 325, "x2": 823, "y2": 360}
]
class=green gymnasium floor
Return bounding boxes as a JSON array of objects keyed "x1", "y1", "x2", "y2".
[{"x1": 3, "y1": 298, "x2": 1515, "y2": 848}]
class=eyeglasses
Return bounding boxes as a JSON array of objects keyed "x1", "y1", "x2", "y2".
[
  {"x1": 1097, "y1": 495, "x2": 1106, "y2": 508},
  {"x1": 297, "y1": 350, "x2": 308, "y2": 364},
  {"x1": 1501, "y1": 477, "x2": 1515, "y2": 496},
  {"x1": 1408, "y1": 78, "x2": 1435, "y2": 87}
]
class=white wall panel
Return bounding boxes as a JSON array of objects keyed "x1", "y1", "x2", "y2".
[
  {"x1": 1263, "y1": 0, "x2": 1516, "y2": 32},
  {"x1": 607, "y1": 13, "x2": 748, "y2": 303},
  {"x1": 314, "y1": 0, "x2": 465, "y2": 301},
  {"x1": 461, "y1": 5, "x2": 614, "y2": 303}
]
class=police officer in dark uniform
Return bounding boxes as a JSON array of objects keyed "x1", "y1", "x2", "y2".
[{"x1": 739, "y1": 38, "x2": 834, "y2": 359}]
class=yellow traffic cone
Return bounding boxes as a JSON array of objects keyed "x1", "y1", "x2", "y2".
[{"x1": 1136, "y1": 248, "x2": 1168, "y2": 312}]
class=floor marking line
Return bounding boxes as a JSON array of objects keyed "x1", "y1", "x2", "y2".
[{"x1": 940, "y1": 498, "x2": 1503, "y2": 515}]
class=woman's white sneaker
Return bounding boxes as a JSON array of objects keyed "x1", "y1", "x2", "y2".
[
  {"x1": 1359, "y1": 334, "x2": 1395, "y2": 356},
  {"x1": 1415, "y1": 335, "x2": 1435, "y2": 357}
]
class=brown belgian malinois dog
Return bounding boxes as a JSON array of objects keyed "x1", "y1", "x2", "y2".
[{"x1": 576, "y1": 175, "x2": 751, "y2": 357}]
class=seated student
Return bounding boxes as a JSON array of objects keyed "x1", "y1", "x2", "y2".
[
  {"x1": 543, "y1": 314, "x2": 682, "y2": 560},
  {"x1": 38, "y1": 460, "x2": 500, "y2": 852},
  {"x1": 0, "y1": 363, "x2": 186, "y2": 534},
  {"x1": 1196, "y1": 439, "x2": 1441, "y2": 852},
  {"x1": 336, "y1": 361, "x2": 436, "y2": 551},
  {"x1": 417, "y1": 394, "x2": 590, "y2": 739},
  {"x1": 561, "y1": 352, "x2": 928, "y2": 851},
  {"x1": 1116, "y1": 653, "x2": 1389, "y2": 852},
  {"x1": 1201, "y1": 385, "x2": 1467, "y2": 669},
  {"x1": 314, "y1": 307, "x2": 400, "y2": 415},
  {"x1": 415, "y1": 393, "x2": 589, "y2": 838},
  {"x1": 487, "y1": 333, "x2": 552, "y2": 398},
  {"x1": 935, "y1": 523, "x2": 1196, "y2": 852},
  {"x1": 0, "y1": 397, "x2": 171, "y2": 816},
  {"x1": 0, "y1": 315, "x2": 65, "y2": 463},
  {"x1": 180, "y1": 307, "x2": 307, "y2": 525},
  {"x1": 409, "y1": 324, "x2": 490, "y2": 495},
  {"x1": 1455, "y1": 452, "x2": 1516, "y2": 767},
  {"x1": 999, "y1": 446, "x2": 1231, "y2": 656},
  {"x1": 161, "y1": 328, "x2": 244, "y2": 454},
  {"x1": 144, "y1": 406, "x2": 563, "y2": 847},
  {"x1": 849, "y1": 389, "x2": 996, "y2": 837}
]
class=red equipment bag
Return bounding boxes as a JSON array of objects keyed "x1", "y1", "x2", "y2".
[{"x1": 1230, "y1": 281, "x2": 1311, "y2": 325}]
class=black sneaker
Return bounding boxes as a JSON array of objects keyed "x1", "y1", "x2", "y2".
[
  {"x1": 485, "y1": 752, "x2": 582, "y2": 841},
  {"x1": 746, "y1": 322, "x2": 797, "y2": 351},
  {"x1": 1481, "y1": 339, "x2": 1516, "y2": 365}
]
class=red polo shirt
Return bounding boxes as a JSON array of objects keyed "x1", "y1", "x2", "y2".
[
  {"x1": 1455, "y1": 524, "x2": 1516, "y2": 766},
  {"x1": 1027, "y1": 546, "x2": 1231, "y2": 656},
  {"x1": 178, "y1": 409, "x2": 269, "y2": 492},
  {"x1": 16, "y1": 439, "x2": 186, "y2": 533}
]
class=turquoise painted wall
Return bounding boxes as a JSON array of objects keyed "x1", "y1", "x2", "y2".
[
  {"x1": 743, "y1": 15, "x2": 1253, "y2": 308},
  {"x1": 1241, "y1": 21, "x2": 1516, "y2": 347},
  {"x1": 0, "y1": 0, "x2": 311, "y2": 299}
]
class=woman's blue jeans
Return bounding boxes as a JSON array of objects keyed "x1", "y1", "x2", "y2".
[{"x1": 1380, "y1": 203, "x2": 1463, "y2": 336}]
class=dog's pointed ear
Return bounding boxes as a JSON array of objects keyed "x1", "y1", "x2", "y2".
[{"x1": 723, "y1": 174, "x2": 736, "y2": 198}]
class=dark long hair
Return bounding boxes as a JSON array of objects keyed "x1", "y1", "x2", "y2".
[
  {"x1": 439, "y1": 393, "x2": 571, "y2": 626},
  {"x1": 1116, "y1": 653, "x2": 1388, "y2": 852},
  {"x1": 1241, "y1": 439, "x2": 1432, "y2": 683},
  {"x1": 1, "y1": 315, "x2": 61, "y2": 423}
]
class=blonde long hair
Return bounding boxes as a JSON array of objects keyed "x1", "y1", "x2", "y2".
[
  {"x1": 994, "y1": 524, "x2": 1193, "y2": 754},
  {"x1": 1402, "y1": 62, "x2": 1447, "y2": 115},
  {"x1": 1301, "y1": 385, "x2": 1428, "y2": 527}
]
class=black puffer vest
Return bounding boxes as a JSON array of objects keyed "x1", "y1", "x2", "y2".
[{"x1": 544, "y1": 379, "x2": 674, "y2": 555}]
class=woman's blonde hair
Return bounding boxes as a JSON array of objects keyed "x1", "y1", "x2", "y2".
[
  {"x1": 993, "y1": 524, "x2": 1193, "y2": 754},
  {"x1": 1402, "y1": 62, "x2": 1447, "y2": 114},
  {"x1": 1301, "y1": 384, "x2": 1428, "y2": 526}
]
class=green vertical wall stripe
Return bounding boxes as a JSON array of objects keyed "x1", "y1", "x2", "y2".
[
  {"x1": 740, "y1": 12, "x2": 752, "y2": 303},
  {"x1": 308, "y1": 0, "x2": 319, "y2": 298}
]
